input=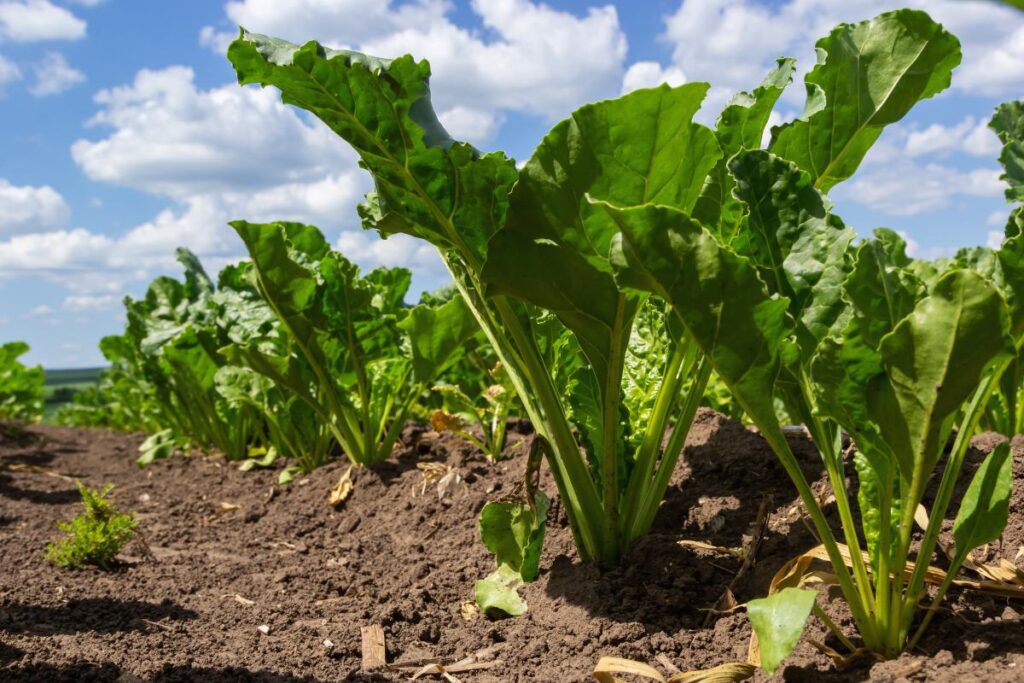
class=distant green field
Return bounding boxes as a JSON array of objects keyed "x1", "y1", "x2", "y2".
[
  {"x1": 42, "y1": 367, "x2": 106, "y2": 420},
  {"x1": 44, "y1": 367, "x2": 105, "y2": 386}
]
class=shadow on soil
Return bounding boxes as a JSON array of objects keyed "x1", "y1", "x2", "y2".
[
  {"x1": 0, "y1": 640, "x2": 25, "y2": 665},
  {"x1": 0, "y1": 662, "x2": 366, "y2": 682},
  {"x1": 0, "y1": 473, "x2": 81, "y2": 506},
  {"x1": 544, "y1": 412, "x2": 828, "y2": 630},
  {"x1": 779, "y1": 614, "x2": 1024, "y2": 682},
  {"x1": 0, "y1": 598, "x2": 197, "y2": 635}
]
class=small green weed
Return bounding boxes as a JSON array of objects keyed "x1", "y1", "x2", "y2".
[{"x1": 46, "y1": 482, "x2": 137, "y2": 570}]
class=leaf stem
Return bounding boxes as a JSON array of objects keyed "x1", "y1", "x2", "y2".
[{"x1": 899, "y1": 360, "x2": 1007, "y2": 648}]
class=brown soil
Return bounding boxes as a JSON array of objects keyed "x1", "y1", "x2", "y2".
[{"x1": 1, "y1": 411, "x2": 1022, "y2": 682}]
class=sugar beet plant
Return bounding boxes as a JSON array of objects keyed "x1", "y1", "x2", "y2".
[
  {"x1": 225, "y1": 220, "x2": 478, "y2": 466},
  {"x1": 95, "y1": 248, "x2": 273, "y2": 465},
  {"x1": 602, "y1": 12, "x2": 1021, "y2": 660},
  {"x1": 0, "y1": 341, "x2": 44, "y2": 422},
  {"x1": 227, "y1": 20, "x2": 755, "y2": 570},
  {"x1": 64, "y1": 231, "x2": 478, "y2": 474},
  {"x1": 229, "y1": 7, "x2": 1021, "y2": 659},
  {"x1": 973, "y1": 101, "x2": 1024, "y2": 437}
]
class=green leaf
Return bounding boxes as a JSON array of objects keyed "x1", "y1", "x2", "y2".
[
  {"x1": 770, "y1": 9, "x2": 961, "y2": 191},
  {"x1": 223, "y1": 341, "x2": 323, "y2": 418},
  {"x1": 228, "y1": 31, "x2": 517, "y2": 264},
  {"x1": 565, "y1": 367, "x2": 606, "y2": 481},
  {"x1": 137, "y1": 428, "x2": 177, "y2": 467},
  {"x1": 747, "y1": 587, "x2": 817, "y2": 675},
  {"x1": 175, "y1": 247, "x2": 214, "y2": 301},
  {"x1": 432, "y1": 383, "x2": 479, "y2": 417},
  {"x1": 812, "y1": 330, "x2": 889, "y2": 456},
  {"x1": 0, "y1": 341, "x2": 44, "y2": 421},
  {"x1": 622, "y1": 299, "x2": 674, "y2": 453},
  {"x1": 474, "y1": 564, "x2": 528, "y2": 617},
  {"x1": 877, "y1": 269, "x2": 1014, "y2": 478},
  {"x1": 846, "y1": 231, "x2": 925, "y2": 349},
  {"x1": 483, "y1": 234, "x2": 637, "y2": 390},
  {"x1": 716, "y1": 58, "x2": 797, "y2": 156},
  {"x1": 231, "y1": 219, "x2": 422, "y2": 464},
  {"x1": 991, "y1": 100, "x2": 1024, "y2": 202},
  {"x1": 694, "y1": 58, "x2": 796, "y2": 233},
  {"x1": 603, "y1": 201, "x2": 792, "y2": 430},
  {"x1": 728, "y1": 149, "x2": 856, "y2": 358},
  {"x1": 853, "y1": 450, "x2": 900, "y2": 573},
  {"x1": 478, "y1": 492, "x2": 550, "y2": 582},
  {"x1": 810, "y1": 231, "x2": 925, "y2": 459},
  {"x1": 278, "y1": 466, "x2": 301, "y2": 485},
  {"x1": 484, "y1": 82, "x2": 719, "y2": 386},
  {"x1": 503, "y1": 82, "x2": 719, "y2": 263},
  {"x1": 231, "y1": 221, "x2": 325, "y2": 345},
  {"x1": 399, "y1": 293, "x2": 480, "y2": 383},
  {"x1": 953, "y1": 442, "x2": 1013, "y2": 562},
  {"x1": 363, "y1": 357, "x2": 413, "y2": 445},
  {"x1": 365, "y1": 266, "x2": 412, "y2": 313},
  {"x1": 997, "y1": 211, "x2": 1024, "y2": 336}
]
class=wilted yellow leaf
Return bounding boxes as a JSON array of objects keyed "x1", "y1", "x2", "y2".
[
  {"x1": 328, "y1": 466, "x2": 354, "y2": 507},
  {"x1": 431, "y1": 410, "x2": 466, "y2": 433}
]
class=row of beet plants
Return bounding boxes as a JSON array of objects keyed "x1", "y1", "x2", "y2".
[
  {"x1": 0, "y1": 341, "x2": 44, "y2": 422},
  {"x1": 225, "y1": 6, "x2": 1023, "y2": 668},
  {"x1": 58, "y1": 229, "x2": 512, "y2": 479}
]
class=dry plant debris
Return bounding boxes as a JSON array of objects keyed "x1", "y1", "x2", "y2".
[
  {"x1": 592, "y1": 656, "x2": 756, "y2": 682},
  {"x1": 327, "y1": 466, "x2": 354, "y2": 507},
  {"x1": 360, "y1": 624, "x2": 386, "y2": 671},
  {"x1": 416, "y1": 462, "x2": 461, "y2": 500}
]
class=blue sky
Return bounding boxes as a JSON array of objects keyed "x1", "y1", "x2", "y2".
[{"x1": 0, "y1": 0, "x2": 1021, "y2": 368}]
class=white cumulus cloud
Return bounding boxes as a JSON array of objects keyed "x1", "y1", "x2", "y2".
[
  {"x1": 214, "y1": 0, "x2": 448, "y2": 48},
  {"x1": 6, "y1": 64, "x2": 382, "y2": 295},
  {"x1": 336, "y1": 230, "x2": 448, "y2": 293},
  {"x1": 71, "y1": 66, "x2": 355, "y2": 198},
  {"x1": 834, "y1": 162, "x2": 1002, "y2": 216},
  {"x1": 438, "y1": 106, "x2": 505, "y2": 145},
  {"x1": 10, "y1": 0, "x2": 632, "y2": 303},
  {"x1": 0, "y1": 52, "x2": 19, "y2": 85},
  {"x1": 0, "y1": 179, "x2": 70, "y2": 235},
  {"x1": 904, "y1": 116, "x2": 1002, "y2": 158},
  {"x1": 621, "y1": 61, "x2": 686, "y2": 94},
  {"x1": 62, "y1": 294, "x2": 117, "y2": 311},
  {"x1": 29, "y1": 51, "x2": 84, "y2": 96},
  {"x1": 988, "y1": 210, "x2": 1010, "y2": 227},
  {"x1": 630, "y1": 0, "x2": 1024, "y2": 119},
  {"x1": 0, "y1": 0, "x2": 86, "y2": 42},
  {"x1": 204, "y1": 0, "x2": 628, "y2": 136}
]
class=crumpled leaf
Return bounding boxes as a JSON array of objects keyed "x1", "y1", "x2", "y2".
[
  {"x1": 479, "y1": 491, "x2": 550, "y2": 582},
  {"x1": 431, "y1": 410, "x2": 467, "y2": 434},
  {"x1": 328, "y1": 466, "x2": 354, "y2": 507},
  {"x1": 417, "y1": 462, "x2": 461, "y2": 500},
  {"x1": 474, "y1": 564, "x2": 527, "y2": 617}
]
